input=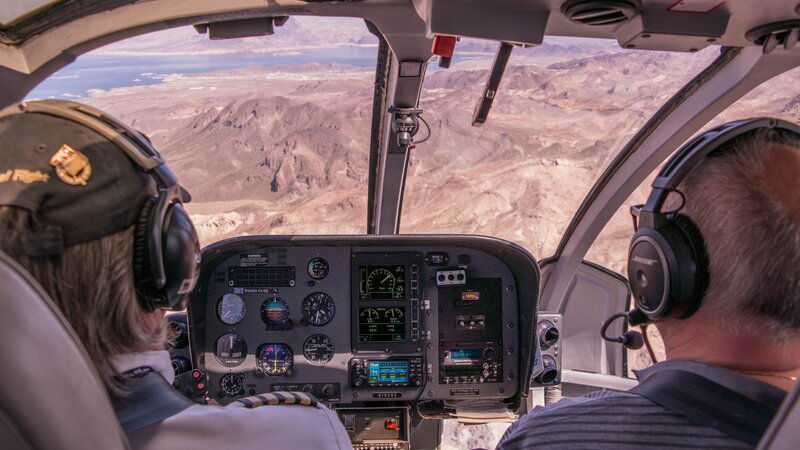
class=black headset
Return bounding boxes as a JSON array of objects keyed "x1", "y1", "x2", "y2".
[
  {"x1": 627, "y1": 117, "x2": 800, "y2": 322},
  {"x1": 18, "y1": 100, "x2": 201, "y2": 312}
]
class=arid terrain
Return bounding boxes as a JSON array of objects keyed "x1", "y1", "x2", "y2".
[
  {"x1": 55, "y1": 20, "x2": 800, "y2": 448},
  {"x1": 83, "y1": 45, "x2": 800, "y2": 274}
]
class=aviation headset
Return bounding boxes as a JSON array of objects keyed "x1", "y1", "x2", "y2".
[
  {"x1": 0, "y1": 100, "x2": 200, "y2": 311},
  {"x1": 627, "y1": 117, "x2": 800, "y2": 322}
]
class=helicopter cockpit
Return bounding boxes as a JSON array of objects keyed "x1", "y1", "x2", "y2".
[{"x1": 1, "y1": 1, "x2": 800, "y2": 449}]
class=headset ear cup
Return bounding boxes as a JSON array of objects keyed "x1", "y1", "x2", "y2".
[
  {"x1": 133, "y1": 196, "x2": 158, "y2": 311},
  {"x1": 629, "y1": 227, "x2": 670, "y2": 319},
  {"x1": 669, "y1": 213, "x2": 710, "y2": 317},
  {"x1": 628, "y1": 213, "x2": 707, "y2": 321},
  {"x1": 161, "y1": 203, "x2": 201, "y2": 310}
]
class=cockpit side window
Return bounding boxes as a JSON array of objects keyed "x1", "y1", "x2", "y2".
[{"x1": 584, "y1": 64, "x2": 800, "y2": 372}]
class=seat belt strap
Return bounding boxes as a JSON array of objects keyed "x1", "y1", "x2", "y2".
[
  {"x1": 111, "y1": 370, "x2": 194, "y2": 433},
  {"x1": 631, "y1": 369, "x2": 776, "y2": 447}
]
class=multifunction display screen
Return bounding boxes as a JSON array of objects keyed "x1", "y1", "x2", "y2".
[
  {"x1": 445, "y1": 348, "x2": 482, "y2": 364},
  {"x1": 359, "y1": 307, "x2": 406, "y2": 342},
  {"x1": 368, "y1": 360, "x2": 409, "y2": 386},
  {"x1": 358, "y1": 265, "x2": 406, "y2": 300}
]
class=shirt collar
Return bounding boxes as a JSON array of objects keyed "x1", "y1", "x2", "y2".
[
  {"x1": 635, "y1": 360, "x2": 786, "y2": 410},
  {"x1": 111, "y1": 350, "x2": 175, "y2": 385}
]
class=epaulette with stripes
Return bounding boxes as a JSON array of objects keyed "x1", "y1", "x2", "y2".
[{"x1": 233, "y1": 391, "x2": 319, "y2": 408}]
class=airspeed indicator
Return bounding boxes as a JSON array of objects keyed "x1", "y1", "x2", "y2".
[{"x1": 217, "y1": 293, "x2": 246, "y2": 326}]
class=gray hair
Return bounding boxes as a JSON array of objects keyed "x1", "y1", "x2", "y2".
[{"x1": 676, "y1": 127, "x2": 800, "y2": 343}]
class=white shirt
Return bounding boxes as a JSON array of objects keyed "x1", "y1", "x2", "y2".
[{"x1": 113, "y1": 351, "x2": 353, "y2": 450}]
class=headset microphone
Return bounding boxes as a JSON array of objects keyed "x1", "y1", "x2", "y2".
[{"x1": 601, "y1": 311, "x2": 646, "y2": 350}]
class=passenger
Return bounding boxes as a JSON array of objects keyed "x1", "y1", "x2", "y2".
[
  {"x1": 498, "y1": 120, "x2": 800, "y2": 450},
  {"x1": 0, "y1": 100, "x2": 352, "y2": 449}
]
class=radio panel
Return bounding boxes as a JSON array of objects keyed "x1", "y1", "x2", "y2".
[
  {"x1": 439, "y1": 343, "x2": 503, "y2": 384},
  {"x1": 350, "y1": 357, "x2": 424, "y2": 388}
]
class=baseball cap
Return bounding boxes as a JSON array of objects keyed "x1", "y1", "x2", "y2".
[{"x1": 0, "y1": 102, "x2": 158, "y2": 255}]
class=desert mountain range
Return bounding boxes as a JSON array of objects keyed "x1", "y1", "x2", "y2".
[{"x1": 83, "y1": 40, "x2": 800, "y2": 274}]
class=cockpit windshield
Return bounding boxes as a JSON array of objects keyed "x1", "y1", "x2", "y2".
[
  {"x1": 29, "y1": 17, "x2": 378, "y2": 245},
  {"x1": 403, "y1": 39, "x2": 717, "y2": 260}
]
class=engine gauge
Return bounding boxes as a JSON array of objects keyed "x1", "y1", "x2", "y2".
[
  {"x1": 219, "y1": 373, "x2": 245, "y2": 397},
  {"x1": 261, "y1": 297, "x2": 292, "y2": 330},
  {"x1": 303, "y1": 334, "x2": 334, "y2": 365},
  {"x1": 256, "y1": 343, "x2": 294, "y2": 376},
  {"x1": 302, "y1": 292, "x2": 335, "y2": 326},
  {"x1": 214, "y1": 333, "x2": 248, "y2": 367},
  {"x1": 367, "y1": 268, "x2": 396, "y2": 293},
  {"x1": 217, "y1": 293, "x2": 246, "y2": 326},
  {"x1": 385, "y1": 307, "x2": 404, "y2": 319},
  {"x1": 307, "y1": 257, "x2": 329, "y2": 280}
]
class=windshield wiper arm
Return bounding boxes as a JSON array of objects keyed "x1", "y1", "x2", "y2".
[{"x1": 471, "y1": 42, "x2": 514, "y2": 127}]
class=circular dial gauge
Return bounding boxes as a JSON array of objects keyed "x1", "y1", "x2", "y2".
[
  {"x1": 217, "y1": 293, "x2": 246, "y2": 325},
  {"x1": 261, "y1": 297, "x2": 291, "y2": 329},
  {"x1": 303, "y1": 334, "x2": 334, "y2": 365},
  {"x1": 360, "y1": 308, "x2": 379, "y2": 319},
  {"x1": 307, "y1": 257, "x2": 329, "y2": 280},
  {"x1": 219, "y1": 373, "x2": 244, "y2": 397},
  {"x1": 302, "y1": 292, "x2": 336, "y2": 326},
  {"x1": 385, "y1": 307, "x2": 404, "y2": 319},
  {"x1": 367, "y1": 268, "x2": 396, "y2": 293},
  {"x1": 214, "y1": 333, "x2": 248, "y2": 367},
  {"x1": 256, "y1": 343, "x2": 294, "y2": 376}
]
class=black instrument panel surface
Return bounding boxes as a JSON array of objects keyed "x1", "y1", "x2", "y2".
[{"x1": 188, "y1": 235, "x2": 540, "y2": 409}]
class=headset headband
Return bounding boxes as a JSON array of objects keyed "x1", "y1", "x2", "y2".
[
  {"x1": 2, "y1": 100, "x2": 185, "y2": 191},
  {"x1": 638, "y1": 117, "x2": 800, "y2": 229}
]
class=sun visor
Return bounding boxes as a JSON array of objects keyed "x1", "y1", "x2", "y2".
[{"x1": 414, "y1": 0, "x2": 549, "y2": 46}]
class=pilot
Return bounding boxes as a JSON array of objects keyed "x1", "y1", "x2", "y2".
[
  {"x1": 0, "y1": 100, "x2": 352, "y2": 449},
  {"x1": 497, "y1": 118, "x2": 800, "y2": 449}
]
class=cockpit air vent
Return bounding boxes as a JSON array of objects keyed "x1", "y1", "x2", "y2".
[
  {"x1": 746, "y1": 21, "x2": 800, "y2": 54},
  {"x1": 561, "y1": 0, "x2": 640, "y2": 26}
]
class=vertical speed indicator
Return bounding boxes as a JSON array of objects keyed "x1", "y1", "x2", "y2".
[{"x1": 303, "y1": 334, "x2": 334, "y2": 365}]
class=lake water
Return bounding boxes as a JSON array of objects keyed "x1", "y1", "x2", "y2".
[{"x1": 28, "y1": 45, "x2": 380, "y2": 99}]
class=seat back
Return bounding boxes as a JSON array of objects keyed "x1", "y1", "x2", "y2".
[
  {"x1": 757, "y1": 380, "x2": 800, "y2": 449},
  {"x1": 0, "y1": 251, "x2": 128, "y2": 449}
]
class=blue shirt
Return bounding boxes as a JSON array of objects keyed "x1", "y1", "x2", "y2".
[{"x1": 496, "y1": 360, "x2": 786, "y2": 450}]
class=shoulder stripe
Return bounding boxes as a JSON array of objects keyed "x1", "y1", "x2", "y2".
[{"x1": 234, "y1": 391, "x2": 319, "y2": 408}]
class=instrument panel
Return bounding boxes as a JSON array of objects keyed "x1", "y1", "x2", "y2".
[{"x1": 187, "y1": 236, "x2": 540, "y2": 409}]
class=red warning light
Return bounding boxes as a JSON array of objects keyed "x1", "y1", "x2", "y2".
[{"x1": 384, "y1": 418, "x2": 399, "y2": 430}]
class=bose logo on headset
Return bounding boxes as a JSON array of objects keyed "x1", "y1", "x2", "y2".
[{"x1": 631, "y1": 256, "x2": 658, "y2": 266}]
